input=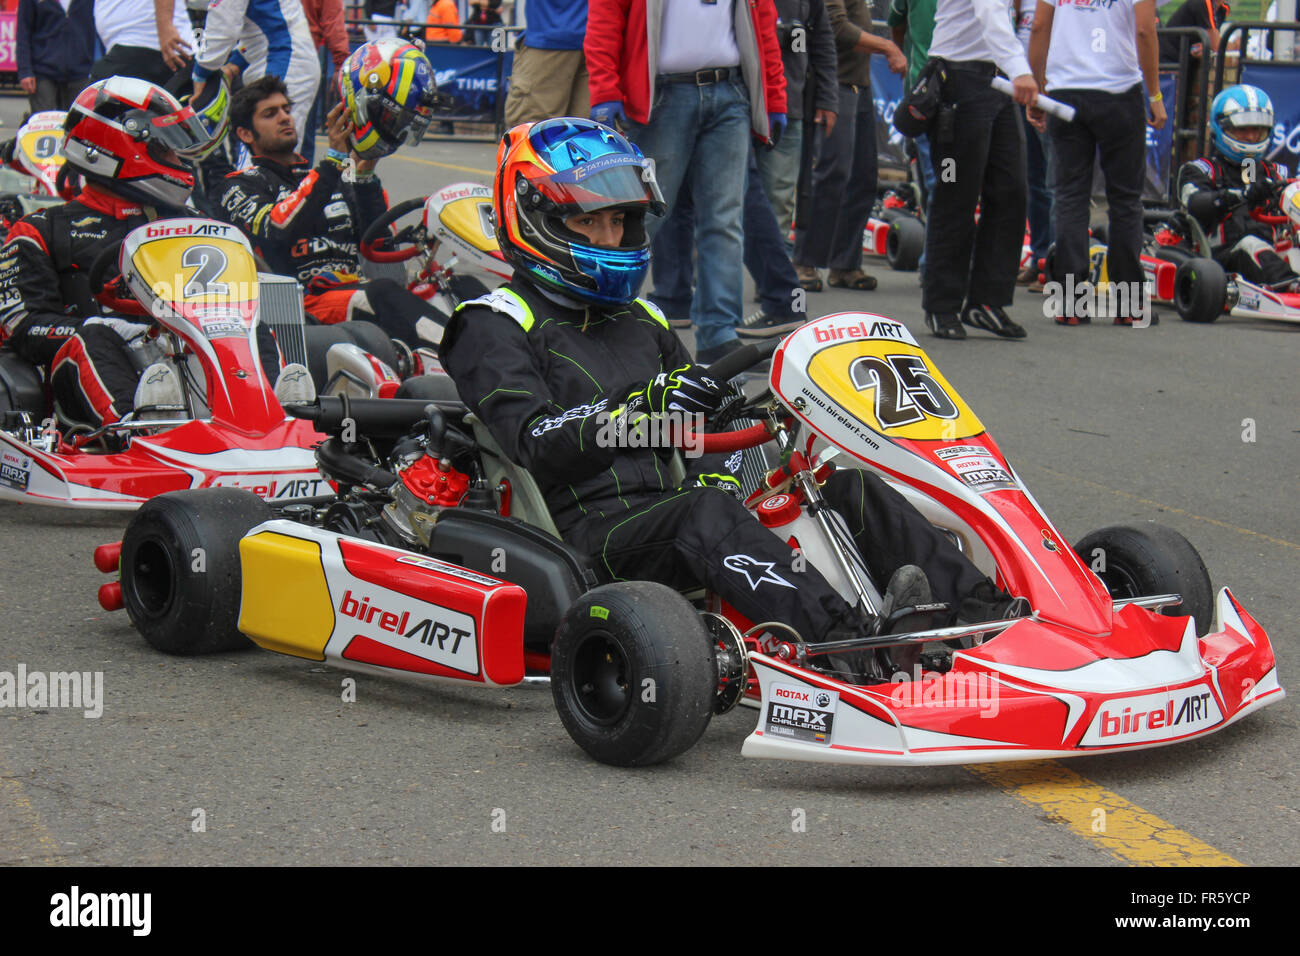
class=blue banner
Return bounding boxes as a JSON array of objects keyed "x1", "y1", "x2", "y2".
[
  {"x1": 870, "y1": 58, "x2": 908, "y2": 170},
  {"x1": 1144, "y1": 72, "x2": 1179, "y2": 201},
  {"x1": 1242, "y1": 62, "x2": 1300, "y2": 178},
  {"x1": 422, "y1": 43, "x2": 512, "y2": 122}
]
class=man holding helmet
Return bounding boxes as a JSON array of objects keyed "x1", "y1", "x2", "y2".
[
  {"x1": 0, "y1": 76, "x2": 284, "y2": 428},
  {"x1": 209, "y1": 42, "x2": 452, "y2": 354},
  {"x1": 1177, "y1": 84, "x2": 1299, "y2": 289},
  {"x1": 440, "y1": 118, "x2": 1021, "y2": 677}
]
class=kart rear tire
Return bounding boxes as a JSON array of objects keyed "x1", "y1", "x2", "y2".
[
  {"x1": 551, "y1": 582, "x2": 715, "y2": 767},
  {"x1": 120, "y1": 489, "x2": 272, "y2": 655},
  {"x1": 1073, "y1": 524, "x2": 1213, "y2": 636},
  {"x1": 1174, "y1": 257, "x2": 1227, "y2": 323},
  {"x1": 886, "y1": 216, "x2": 925, "y2": 272}
]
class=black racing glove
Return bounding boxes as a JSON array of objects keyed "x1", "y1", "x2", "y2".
[
  {"x1": 688, "y1": 472, "x2": 743, "y2": 498},
  {"x1": 627, "y1": 363, "x2": 728, "y2": 417},
  {"x1": 1245, "y1": 178, "x2": 1282, "y2": 206}
]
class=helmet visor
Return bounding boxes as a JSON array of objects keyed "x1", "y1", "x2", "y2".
[
  {"x1": 526, "y1": 154, "x2": 667, "y2": 216},
  {"x1": 1227, "y1": 125, "x2": 1270, "y2": 144},
  {"x1": 145, "y1": 104, "x2": 218, "y2": 159}
]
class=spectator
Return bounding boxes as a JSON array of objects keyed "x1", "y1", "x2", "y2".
[
  {"x1": 425, "y1": 0, "x2": 464, "y2": 42},
  {"x1": 757, "y1": 0, "x2": 839, "y2": 240},
  {"x1": 463, "y1": 0, "x2": 502, "y2": 45},
  {"x1": 920, "y1": 0, "x2": 1036, "y2": 340},
  {"x1": 1014, "y1": 0, "x2": 1050, "y2": 289},
  {"x1": 91, "y1": 0, "x2": 194, "y2": 86},
  {"x1": 16, "y1": 0, "x2": 95, "y2": 114},
  {"x1": 1158, "y1": 0, "x2": 1229, "y2": 63},
  {"x1": 503, "y1": 0, "x2": 588, "y2": 127},
  {"x1": 301, "y1": 0, "x2": 352, "y2": 164},
  {"x1": 792, "y1": 0, "x2": 906, "y2": 294},
  {"x1": 585, "y1": 0, "x2": 787, "y2": 363},
  {"x1": 184, "y1": 0, "x2": 321, "y2": 154},
  {"x1": 1029, "y1": 0, "x2": 1165, "y2": 325},
  {"x1": 887, "y1": 0, "x2": 935, "y2": 204}
]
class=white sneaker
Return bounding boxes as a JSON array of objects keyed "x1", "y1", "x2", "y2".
[
  {"x1": 133, "y1": 362, "x2": 185, "y2": 419},
  {"x1": 274, "y1": 363, "x2": 317, "y2": 405}
]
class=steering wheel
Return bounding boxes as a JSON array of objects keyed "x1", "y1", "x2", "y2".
[
  {"x1": 87, "y1": 241, "x2": 149, "y2": 317},
  {"x1": 682, "y1": 338, "x2": 784, "y2": 454},
  {"x1": 361, "y1": 197, "x2": 428, "y2": 263},
  {"x1": 1249, "y1": 207, "x2": 1289, "y2": 225}
]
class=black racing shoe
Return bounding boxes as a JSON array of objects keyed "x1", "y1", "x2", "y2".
[
  {"x1": 819, "y1": 565, "x2": 936, "y2": 682},
  {"x1": 736, "y1": 309, "x2": 805, "y2": 338},
  {"x1": 955, "y1": 580, "x2": 1031, "y2": 627},
  {"x1": 925, "y1": 311, "x2": 967, "y2": 339},
  {"x1": 962, "y1": 303, "x2": 1027, "y2": 339}
]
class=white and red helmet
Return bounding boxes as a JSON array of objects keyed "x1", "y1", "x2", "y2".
[{"x1": 62, "y1": 77, "x2": 215, "y2": 209}]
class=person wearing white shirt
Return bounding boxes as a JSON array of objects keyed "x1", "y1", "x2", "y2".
[
  {"x1": 1028, "y1": 0, "x2": 1165, "y2": 325},
  {"x1": 91, "y1": 0, "x2": 195, "y2": 86},
  {"x1": 921, "y1": 0, "x2": 1038, "y2": 340}
]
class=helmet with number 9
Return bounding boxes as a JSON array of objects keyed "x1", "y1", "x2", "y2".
[
  {"x1": 1209, "y1": 84, "x2": 1275, "y2": 165},
  {"x1": 338, "y1": 39, "x2": 449, "y2": 160},
  {"x1": 494, "y1": 117, "x2": 666, "y2": 306},
  {"x1": 62, "y1": 77, "x2": 213, "y2": 209}
]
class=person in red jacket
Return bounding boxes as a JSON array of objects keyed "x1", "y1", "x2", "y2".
[{"x1": 585, "y1": 0, "x2": 787, "y2": 364}]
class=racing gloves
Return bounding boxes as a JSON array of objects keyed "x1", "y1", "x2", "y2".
[{"x1": 626, "y1": 364, "x2": 729, "y2": 418}]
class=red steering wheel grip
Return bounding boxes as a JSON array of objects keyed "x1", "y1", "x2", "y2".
[{"x1": 361, "y1": 196, "x2": 428, "y2": 263}]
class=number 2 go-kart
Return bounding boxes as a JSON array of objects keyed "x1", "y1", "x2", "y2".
[{"x1": 95, "y1": 313, "x2": 1283, "y2": 767}]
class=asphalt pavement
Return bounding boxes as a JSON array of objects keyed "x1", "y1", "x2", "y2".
[{"x1": 0, "y1": 104, "x2": 1296, "y2": 869}]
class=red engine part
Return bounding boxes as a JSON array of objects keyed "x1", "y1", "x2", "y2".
[
  {"x1": 755, "y1": 491, "x2": 803, "y2": 527},
  {"x1": 1154, "y1": 227, "x2": 1183, "y2": 246},
  {"x1": 882, "y1": 193, "x2": 907, "y2": 209},
  {"x1": 400, "y1": 454, "x2": 470, "y2": 507}
]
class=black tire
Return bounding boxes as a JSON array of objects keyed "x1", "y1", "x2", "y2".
[
  {"x1": 120, "y1": 489, "x2": 272, "y2": 654},
  {"x1": 1174, "y1": 257, "x2": 1227, "y2": 323},
  {"x1": 1073, "y1": 524, "x2": 1213, "y2": 635},
  {"x1": 885, "y1": 216, "x2": 925, "y2": 272},
  {"x1": 551, "y1": 582, "x2": 715, "y2": 767}
]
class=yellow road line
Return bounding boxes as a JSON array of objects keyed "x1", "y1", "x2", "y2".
[
  {"x1": 0, "y1": 754, "x2": 62, "y2": 865},
  {"x1": 967, "y1": 760, "x2": 1241, "y2": 866},
  {"x1": 1032, "y1": 464, "x2": 1300, "y2": 552}
]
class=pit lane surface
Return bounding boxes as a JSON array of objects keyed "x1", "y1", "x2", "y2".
[{"x1": 0, "y1": 112, "x2": 1295, "y2": 867}]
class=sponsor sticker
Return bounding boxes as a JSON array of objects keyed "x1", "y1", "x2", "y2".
[
  {"x1": 336, "y1": 588, "x2": 479, "y2": 674},
  {"x1": 935, "y1": 445, "x2": 1018, "y2": 492},
  {"x1": 1081, "y1": 683, "x2": 1223, "y2": 746},
  {"x1": 395, "y1": 554, "x2": 504, "y2": 588},
  {"x1": 764, "y1": 681, "x2": 838, "y2": 745},
  {"x1": 209, "y1": 473, "x2": 330, "y2": 500},
  {"x1": 0, "y1": 448, "x2": 31, "y2": 491}
]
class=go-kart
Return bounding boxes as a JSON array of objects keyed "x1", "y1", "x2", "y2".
[
  {"x1": 0, "y1": 216, "x2": 403, "y2": 509},
  {"x1": 360, "y1": 181, "x2": 510, "y2": 340},
  {"x1": 96, "y1": 312, "x2": 1283, "y2": 767},
  {"x1": 863, "y1": 187, "x2": 926, "y2": 272},
  {"x1": 0, "y1": 111, "x2": 73, "y2": 229}
]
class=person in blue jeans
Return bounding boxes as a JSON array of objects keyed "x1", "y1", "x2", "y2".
[{"x1": 651, "y1": 145, "x2": 807, "y2": 340}]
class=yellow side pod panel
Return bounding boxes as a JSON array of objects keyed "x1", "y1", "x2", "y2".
[{"x1": 239, "y1": 530, "x2": 336, "y2": 660}]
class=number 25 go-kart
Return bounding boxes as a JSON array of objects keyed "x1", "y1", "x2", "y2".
[{"x1": 94, "y1": 313, "x2": 1283, "y2": 767}]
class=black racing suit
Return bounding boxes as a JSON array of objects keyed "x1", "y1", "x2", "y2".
[
  {"x1": 440, "y1": 278, "x2": 990, "y2": 643},
  {"x1": 0, "y1": 185, "x2": 277, "y2": 426},
  {"x1": 1176, "y1": 155, "x2": 1297, "y2": 286},
  {"x1": 208, "y1": 152, "x2": 444, "y2": 345}
]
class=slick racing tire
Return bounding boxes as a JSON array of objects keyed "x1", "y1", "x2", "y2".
[
  {"x1": 120, "y1": 489, "x2": 272, "y2": 654},
  {"x1": 551, "y1": 582, "x2": 715, "y2": 767},
  {"x1": 1174, "y1": 257, "x2": 1227, "y2": 323},
  {"x1": 885, "y1": 216, "x2": 925, "y2": 272},
  {"x1": 1074, "y1": 524, "x2": 1213, "y2": 636}
]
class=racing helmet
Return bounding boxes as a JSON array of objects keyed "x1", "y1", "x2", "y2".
[
  {"x1": 494, "y1": 117, "x2": 666, "y2": 306},
  {"x1": 180, "y1": 76, "x2": 233, "y2": 163},
  {"x1": 62, "y1": 77, "x2": 214, "y2": 209},
  {"x1": 338, "y1": 39, "x2": 450, "y2": 161},
  {"x1": 1209, "y1": 84, "x2": 1275, "y2": 164}
]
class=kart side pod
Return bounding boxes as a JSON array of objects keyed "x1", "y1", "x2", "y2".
[{"x1": 237, "y1": 520, "x2": 528, "y2": 686}]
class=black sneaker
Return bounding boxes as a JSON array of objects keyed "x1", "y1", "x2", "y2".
[
  {"x1": 736, "y1": 309, "x2": 804, "y2": 338},
  {"x1": 925, "y1": 311, "x2": 966, "y2": 339},
  {"x1": 963, "y1": 303, "x2": 1027, "y2": 339}
]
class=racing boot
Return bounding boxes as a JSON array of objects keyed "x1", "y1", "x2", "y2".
[
  {"x1": 132, "y1": 362, "x2": 186, "y2": 420},
  {"x1": 955, "y1": 580, "x2": 1031, "y2": 628},
  {"x1": 819, "y1": 565, "x2": 937, "y2": 683},
  {"x1": 274, "y1": 363, "x2": 317, "y2": 406}
]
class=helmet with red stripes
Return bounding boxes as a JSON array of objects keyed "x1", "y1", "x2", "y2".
[
  {"x1": 62, "y1": 77, "x2": 214, "y2": 209},
  {"x1": 338, "y1": 39, "x2": 450, "y2": 161}
]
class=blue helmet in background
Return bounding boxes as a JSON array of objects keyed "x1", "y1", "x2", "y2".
[
  {"x1": 495, "y1": 117, "x2": 666, "y2": 307},
  {"x1": 1209, "y1": 85, "x2": 1275, "y2": 165}
]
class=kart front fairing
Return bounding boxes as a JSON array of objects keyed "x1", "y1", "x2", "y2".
[{"x1": 739, "y1": 313, "x2": 1283, "y2": 766}]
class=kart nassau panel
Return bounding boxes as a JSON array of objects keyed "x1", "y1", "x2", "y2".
[
  {"x1": 860, "y1": 219, "x2": 891, "y2": 258},
  {"x1": 0, "y1": 420, "x2": 326, "y2": 508},
  {"x1": 1230, "y1": 281, "x2": 1300, "y2": 323},
  {"x1": 238, "y1": 520, "x2": 527, "y2": 686},
  {"x1": 15, "y1": 111, "x2": 66, "y2": 196},
  {"x1": 122, "y1": 219, "x2": 282, "y2": 432},
  {"x1": 772, "y1": 313, "x2": 1112, "y2": 635},
  {"x1": 742, "y1": 588, "x2": 1282, "y2": 765},
  {"x1": 426, "y1": 183, "x2": 512, "y2": 279}
]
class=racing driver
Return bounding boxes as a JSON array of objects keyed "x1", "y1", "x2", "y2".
[
  {"x1": 209, "y1": 74, "x2": 448, "y2": 357},
  {"x1": 439, "y1": 118, "x2": 1022, "y2": 679},
  {"x1": 1177, "y1": 84, "x2": 1299, "y2": 289},
  {"x1": 0, "y1": 77, "x2": 286, "y2": 430}
]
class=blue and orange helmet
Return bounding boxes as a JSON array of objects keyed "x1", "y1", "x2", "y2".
[
  {"x1": 338, "y1": 39, "x2": 450, "y2": 160},
  {"x1": 495, "y1": 118, "x2": 666, "y2": 306}
]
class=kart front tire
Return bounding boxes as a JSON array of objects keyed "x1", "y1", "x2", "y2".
[
  {"x1": 1174, "y1": 257, "x2": 1227, "y2": 323},
  {"x1": 886, "y1": 216, "x2": 925, "y2": 272},
  {"x1": 1073, "y1": 524, "x2": 1213, "y2": 636},
  {"x1": 120, "y1": 489, "x2": 271, "y2": 655},
  {"x1": 551, "y1": 582, "x2": 715, "y2": 767}
]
